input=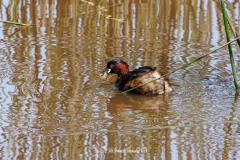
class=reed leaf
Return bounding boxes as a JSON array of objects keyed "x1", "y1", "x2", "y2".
[
  {"x1": 123, "y1": 36, "x2": 240, "y2": 94},
  {"x1": 0, "y1": 20, "x2": 31, "y2": 26},
  {"x1": 48, "y1": 120, "x2": 240, "y2": 136}
]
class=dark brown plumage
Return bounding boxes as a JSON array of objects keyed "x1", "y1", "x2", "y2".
[{"x1": 100, "y1": 58, "x2": 172, "y2": 95}]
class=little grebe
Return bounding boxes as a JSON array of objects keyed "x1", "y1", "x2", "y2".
[{"x1": 100, "y1": 57, "x2": 172, "y2": 95}]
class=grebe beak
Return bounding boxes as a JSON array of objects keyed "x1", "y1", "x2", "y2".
[{"x1": 100, "y1": 68, "x2": 111, "y2": 79}]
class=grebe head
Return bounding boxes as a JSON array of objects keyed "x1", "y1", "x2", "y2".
[{"x1": 100, "y1": 57, "x2": 129, "y2": 78}]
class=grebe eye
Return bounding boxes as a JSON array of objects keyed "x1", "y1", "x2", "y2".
[{"x1": 110, "y1": 64, "x2": 114, "y2": 68}]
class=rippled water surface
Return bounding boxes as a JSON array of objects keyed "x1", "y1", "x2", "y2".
[{"x1": 0, "y1": 0, "x2": 240, "y2": 159}]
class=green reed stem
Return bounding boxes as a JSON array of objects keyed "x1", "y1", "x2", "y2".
[
  {"x1": 0, "y1": 20, "x2": 31, "y2": 26},
  {"x1": 219, "y1": 0, "x2": 239, "y2": 93},
  {"x1": 123, "y1": 36, "x2": 240, "y2": 94}
]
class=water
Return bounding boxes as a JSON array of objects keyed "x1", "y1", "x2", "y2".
[{"x1": 0, "y1": 0, "x2": 240, "y2": 159}]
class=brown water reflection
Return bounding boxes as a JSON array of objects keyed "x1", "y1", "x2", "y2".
[{"x1": 0, "y1": 0, "x2": 240, "y2": 159}]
